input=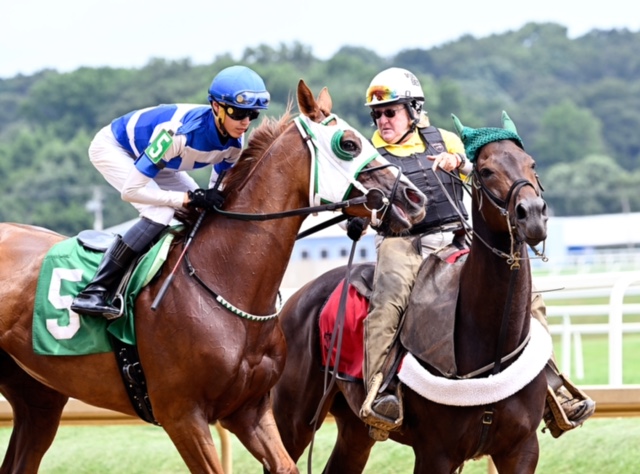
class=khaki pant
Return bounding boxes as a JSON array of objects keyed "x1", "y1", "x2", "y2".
[{"x1": 364, "y1": 232, "x2": 453, "y2": 387}]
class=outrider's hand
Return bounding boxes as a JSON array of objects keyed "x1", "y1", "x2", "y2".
[{"x1": 346, "y1": 217, "x2": 369, "y2": 241}]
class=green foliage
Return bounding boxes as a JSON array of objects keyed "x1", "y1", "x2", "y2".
[
  {"x1": 544, "y1": 154, "x2": 630, "y2": 215},
  {"x1": 2, "y1": 22, "x2": 640, "y2": 232},
  {"x1": 532, "y1": 99, "x2": 604, "y2": 168}
]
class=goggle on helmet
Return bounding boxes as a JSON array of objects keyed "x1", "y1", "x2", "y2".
[
  {"x1": 364, "y1": 67, "x2": 425, "y2": 109},
  {"x1": 208, "y1": 65, "x2": 271, "y2": 110}
]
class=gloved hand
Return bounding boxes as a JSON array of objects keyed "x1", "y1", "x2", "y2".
[
  {"x1": 346, "y1": 217, "x2": 368, "y2": 242},
  {"x1": 187, "y1": 188, "x2": 225, "y2": 209}
]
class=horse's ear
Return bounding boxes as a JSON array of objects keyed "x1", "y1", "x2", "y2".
[
  {"x1": 316, "y1": 87, "x2": 332, "y2": 116},
  {"x1": 451, "y1": 114, "x2": 464, "y2": 137},
  {"x1": 297, "y1": 79, "x2": 322, "y2": 121},
  {"x1": 502, "y1": 110, "x2": 518, "y2": 135}
]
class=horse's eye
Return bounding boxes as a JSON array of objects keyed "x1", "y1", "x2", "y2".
[
  {"x1": 331, "y1": 131, "x2": 360, "y2": 161},
  {"x1": 341, "y1": 139, "x2": 360, "y2": 155},
  {"x1": 479, "y1": 168, "x2": 493, "y2": 179}
]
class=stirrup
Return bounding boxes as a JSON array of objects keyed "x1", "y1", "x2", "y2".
[
  {"x1": 71, "y1": 292, "x2": 124, "y2": 320},
  {"x1": 102, "y1": 294, "x2": 125, "y2": 320},
  {"x1": 543, "y1": 375, "x2": 596, "y2": 438},
  {"x1": 360, "y1": 373, "x2": 403, "y2": 437}
]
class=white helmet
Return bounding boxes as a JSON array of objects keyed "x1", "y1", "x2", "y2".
[{"x1": 364, "y1": 67, "x2": 425, "y2": 109}]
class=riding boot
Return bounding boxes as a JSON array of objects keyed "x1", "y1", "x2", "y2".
[
  {"x1": 71, "y1": 217, "x2": 166, "y2": 320},
  {"x1": 360, "y1": 372, "x2": 403, "y2": 441},
  {"x1": 70, "y1": 236, "x2": 137, "y2": 319},
  {"x1": 532, "y1": 290, "x2": 596, "y2": 437}
]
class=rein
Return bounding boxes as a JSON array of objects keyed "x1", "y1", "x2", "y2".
[
  {"x1": 306, "y1": 238, "x2": 359, "y2": 474},
  {"x1": 212, "y1": 195, "x2": 368, "y2": 221},
  {"x1": 174, "y1": 114, "x2": 400, "y2": 322}
]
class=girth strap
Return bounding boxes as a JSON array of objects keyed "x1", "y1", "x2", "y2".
[{"x1": 110, "y1": 334, "x2": 160, "y2": 426}]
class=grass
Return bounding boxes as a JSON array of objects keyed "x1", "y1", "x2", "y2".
[{"x1": 1, "y1": 418, "x2": 639, "y2": 473}]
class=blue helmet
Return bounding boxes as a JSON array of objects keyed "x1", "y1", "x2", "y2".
[{"x1": 208, "y1": 65, "x2": 270, "y2": 110}]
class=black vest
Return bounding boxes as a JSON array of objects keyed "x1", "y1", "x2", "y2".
[{"x1": 378, "y1": 126, "x2": 468, "y2": 235}]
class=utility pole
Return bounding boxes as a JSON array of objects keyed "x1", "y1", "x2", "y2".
[{"x1": 85, "y1": 186, "x2": 104, "y2": 230}]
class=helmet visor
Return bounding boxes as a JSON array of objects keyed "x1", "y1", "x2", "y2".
[{"x1": 223, "y1": 90, "x2": 270, "y2": 108}]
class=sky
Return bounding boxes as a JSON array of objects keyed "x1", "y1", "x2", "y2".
[{"x1": 3, "y1": 0, "x2": 640, "y2": 79}]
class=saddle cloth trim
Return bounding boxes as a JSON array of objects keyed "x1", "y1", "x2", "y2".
[{"x1": 398, "y1": 318, "x2": 551, "y2": 406}]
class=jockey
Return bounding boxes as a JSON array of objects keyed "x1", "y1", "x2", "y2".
[
  {"x1": 70, "y1": 65, "x2": 270, "y2": 320},
  {"x1": 351, "y1": 67, "x2": 595, "y2": 440}
]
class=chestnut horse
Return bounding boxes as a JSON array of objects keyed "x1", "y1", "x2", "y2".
[
  {"x1": 270, "y1": 113, "x2": 550, "y2": 473},
  {"x1": 0, "y1": 80, "x2": 426, "y2": 473}
]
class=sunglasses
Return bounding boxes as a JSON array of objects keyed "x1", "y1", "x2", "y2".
[
  {"x1": 371, "y1": 107, "x2": 404, "y2": 121},
  {"x1": 223, "y1": 105, "x2": 260, "y2": 121}
]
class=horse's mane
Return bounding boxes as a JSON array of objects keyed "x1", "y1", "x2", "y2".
[
  {"x1": 223, "y1": 107, "x2": 294, "y2": 191},
  {"x1": 174, "y1": 105, "x2": 295, "y2": 229}
]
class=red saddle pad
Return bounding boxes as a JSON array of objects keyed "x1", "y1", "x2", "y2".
[{"x1": 319, "y1": 280, "x2": 369, "y2": 380}]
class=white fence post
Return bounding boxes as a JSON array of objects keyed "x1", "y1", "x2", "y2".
[
  {"x1": 561, "y1": 313, "x2": 572, "y2": 375},
  {"x1": 608, "y1": 272, "x2": 640, "y2": 385}
]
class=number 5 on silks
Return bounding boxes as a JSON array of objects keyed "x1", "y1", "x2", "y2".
[{"x1": 145, "y1": 130, "x2": 174, "y2": 165}]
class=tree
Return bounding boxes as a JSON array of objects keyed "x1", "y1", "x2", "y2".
[
  {"x1": 532, "y1": 100, "x2": 604, "y2": 172},
  {"x1": 543, "y1": 154, "x2": 634, "y2": 215}
]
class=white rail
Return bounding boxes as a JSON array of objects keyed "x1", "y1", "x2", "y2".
[{"x1": 538, "y1": 271, "x2": 640, "y2": 385}]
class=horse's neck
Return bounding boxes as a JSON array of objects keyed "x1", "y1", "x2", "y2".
[
  {"x1": 456, "y1": 226, "x2": 532, "y2": 372},
  {"x1": 191, "y1": 160, "x2": 310, "y2": 316}
]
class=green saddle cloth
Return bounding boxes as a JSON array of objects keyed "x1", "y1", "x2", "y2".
[{"x1": 32, "y1": 231, "x2": 176, "y2": 356}]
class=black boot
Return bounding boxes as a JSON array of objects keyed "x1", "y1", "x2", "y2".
[
  {"x1": 70, "y1": 236, "x2": 137, "y2": 319},
  {"x1": 72, "y1": 218, "x2": 167, "y2": 319}
]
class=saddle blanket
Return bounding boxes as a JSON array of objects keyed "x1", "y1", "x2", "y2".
[
  {"x1": 319, "y1": 280, "x2": 368, "y2": 380},
  {"x1": 318, "y1": 247, "x2": 470, "y2": 380},
  {"x1": 32, "y1": 232, "x2": 174, "y2": 356}
]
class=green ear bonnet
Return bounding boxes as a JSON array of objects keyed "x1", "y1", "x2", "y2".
[{"x1": 451, "y1": 111, "x2": 524, "y2": 163}]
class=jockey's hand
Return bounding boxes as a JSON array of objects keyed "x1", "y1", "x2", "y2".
[
  {"x1": 187, "y1": 188, "x2": 225, "y2": 210},
  {"x1": 429, "y1": 152, "x2": 462, "y2": 172},
  {"x1": 346, "y1": 217, "x2": 368, "y2": 242}
]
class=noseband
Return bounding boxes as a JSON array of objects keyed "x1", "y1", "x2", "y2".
[{"x1": 356, "y1": 161, "x2": 404, "y2": 226}]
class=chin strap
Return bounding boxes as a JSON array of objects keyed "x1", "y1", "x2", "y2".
[
  {"x1": 392, "y1": 104, "x2": 420, "y2": 145},
  {"x1": 213, "y1": 103, "x2": 229, "y2": 138}
]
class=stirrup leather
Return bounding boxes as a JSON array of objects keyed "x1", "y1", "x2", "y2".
[
  {"x1": 360, "y1": 373, "x2": 403, "y2": 436},
  {"x1": 543, "y1": 373, "x2": 596, "y2": 438}
]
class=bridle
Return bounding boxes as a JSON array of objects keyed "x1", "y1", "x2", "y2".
[
  {"x1": 471, "y1": 169, "x2": 548, "y2": 268},
  {"x1": 434, "y1": 163, "x2": 548, "y2": 268}
]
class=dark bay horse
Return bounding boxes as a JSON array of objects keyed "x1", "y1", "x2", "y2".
[
  {"x1": 0, "y1": 80, "x2": 427, "y2": 473},
  {"x1": 270, "y1": 113, "x2": 550, "y2": 473}
]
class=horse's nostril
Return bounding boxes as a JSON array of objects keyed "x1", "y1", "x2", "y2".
[
  {"x1": 406, "y1": 190, "x2": 424, "y2": 205},
  {"x1": 516, "y1": 203, "x2": 528, "y2": 220}
]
